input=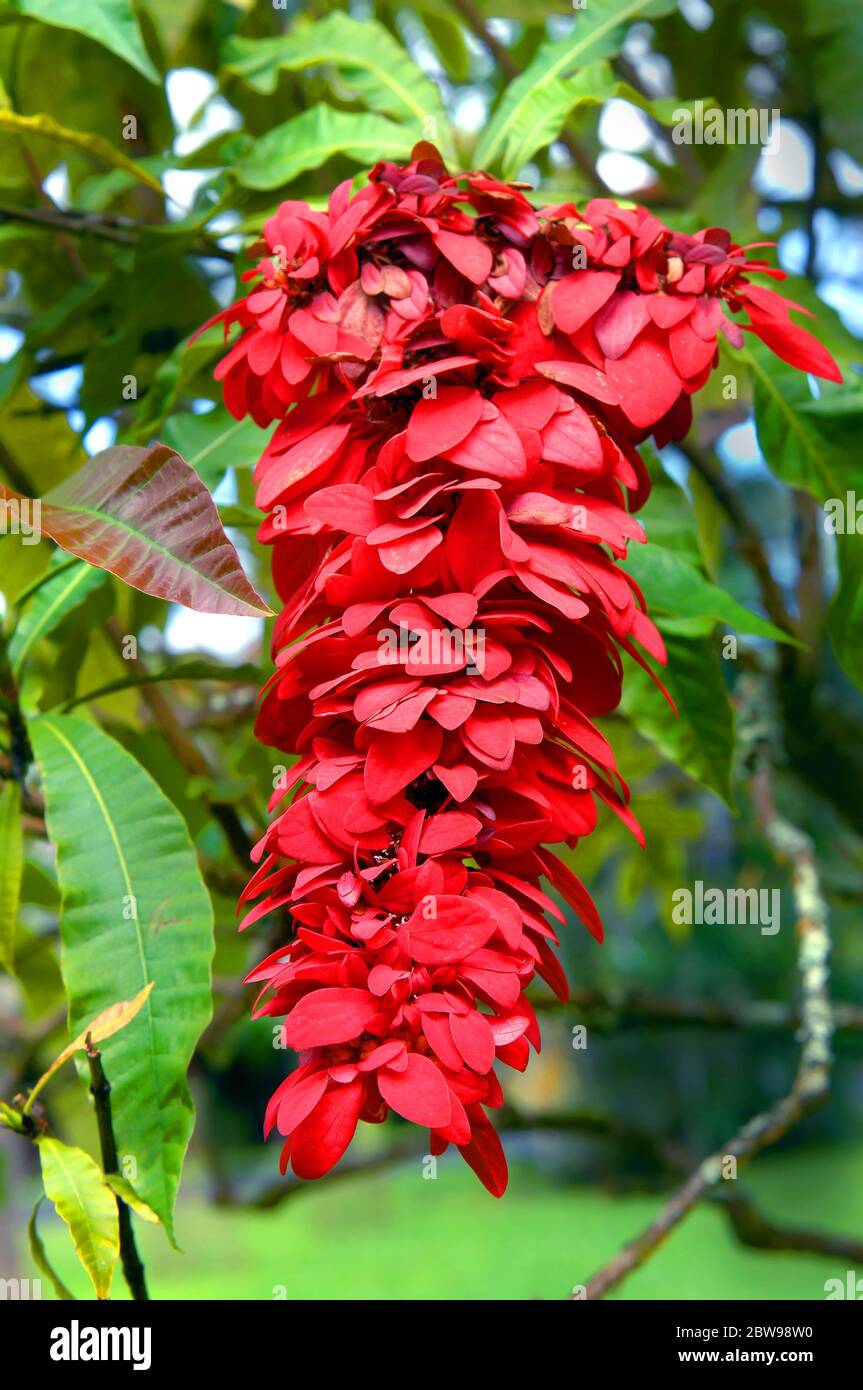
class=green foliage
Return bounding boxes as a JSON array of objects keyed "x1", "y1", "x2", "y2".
[
  {"x1": 30, "y1": 714, "x2": 214, "y2": 1244},
  {"x1": 36, "y1": 1136, "x2": 120, "y2": 1299},
  {"x1": 0, "y1": 780, "x2": 23, "y2": 971}
]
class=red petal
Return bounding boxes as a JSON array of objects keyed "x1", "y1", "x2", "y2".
[
  {"x1": 450, "y1": 1009, "x2": 496, "y2": 1073},
  {"x1": 433, "y1": 229, "x2": 493, "y2": 285},
  {"x1": 535, "y1": 361, "x2": 618, "y2": 405},
  {"x1": 275, "y1": 1070, "x2": 329, "y2": 1137},
  {"x1": 406, "y1": 386, "x2": 484, "y2": 462},
  {"x1": 605, "y1": 332, "x2": 683, "y2": 428},
  {"x1": 668, "y1": 320, "x2": 717, "y2": 378},
  {"x1": 281, "y1": 987, "x2": 380, "y2": 1048},
  {"x1": 745, "y1": 308, "x2": 842, "y2": 383},
  {"x1": 378, "y1": 1052, "x2": 452, "y2": 1127},
  {"x1": 405, "y1": 894, "x2": 497, "y2": 964},
  {"x1": 364, "y1": 722, "x2": 443, "y2": 801},
  {"x1": 458, "y1": 1106, "x2": 508, "y2": 1197},
  {"x1": 552, "y1": 270, "x2": 619, "y2": 334},
  {"x1": 290, "y1": 1078, "x2": 364, "y2": 1178},
  {"x1": 593, "y1": 291, "x2": 650, "y2": 360}
]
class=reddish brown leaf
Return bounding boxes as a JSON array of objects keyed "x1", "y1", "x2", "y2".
[{"x1": 0, "y1": 444, "x2": 270, "y2": 616}]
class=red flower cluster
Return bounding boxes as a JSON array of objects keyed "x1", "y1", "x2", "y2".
[{"x1": 205, "y1": 145, "x2": 839, "y2": 1195}]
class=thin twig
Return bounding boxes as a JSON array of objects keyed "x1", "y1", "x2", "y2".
[{"x1": 85, "y1": 1039, "x2": 149, "y2": 1301}]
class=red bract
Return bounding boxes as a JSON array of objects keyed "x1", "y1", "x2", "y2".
[{"x1": 207, "y1": 145, "x2": 840, "y2": 1197}]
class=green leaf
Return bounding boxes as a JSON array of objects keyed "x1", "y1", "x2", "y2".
[
  {"x1": 222, "y1": 12, "x2": 451, "y2": 155},
  {"x1": 30, "y1": 714, "x2": 214, "y2": 1243},
  {"x1": 739, "y1": 339, "x2": 861, "y2": 503},
  {"x1": 230, "y1": 104, "x2": 415, "y2": 191},
  {"x1": 105, "y1": 1173, "x2": 161, "y2": 1224},
  {"x1": 36, "y1": 1136, "x2": 119, "y2": 1300},
  {"x1": 9, "y1": 557, "x2": 108, "y2": 677},
  {"x1": 0, "y1": 110, "x2": 163, "y2": 193},
  {"x1": 620, "y1": 633, "x2": 736, "y2": 805},
  {"x1": 28, "y1": 1197, "x2": 75, "y2": 1301},
  {"x1": 11, "y1": 0, "x2": 160, "y2": 84},
  {"x1": 161, "y1": 407, "x2": 275, "y2": 492},
  {"x1": 623, "y1": 543, "x2": 798, "y2": 643},
  {"x1": 0, "y1": 780, "x2": 23, "y2": 972},
  {"x1": 474, "y1": 0, "x2": 675, "y2": 175}
]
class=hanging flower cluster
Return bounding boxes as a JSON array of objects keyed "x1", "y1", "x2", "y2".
[{"x1": 204, "y1": 144, "x2": 839, "y2": 1196}]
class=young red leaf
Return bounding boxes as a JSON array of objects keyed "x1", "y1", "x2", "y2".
[{"x1": 9, "y1": 444, "x2": 271, "y2": 616}]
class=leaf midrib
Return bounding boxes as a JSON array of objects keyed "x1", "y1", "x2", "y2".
[
  {"x1": 41, "y1": 495, "x2": 262, "y2": 613},
  {"x1": 37, "y1": 719, "x2": 170, "y2": 1219}
]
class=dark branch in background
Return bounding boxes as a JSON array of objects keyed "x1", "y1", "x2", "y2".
[
  {"x1": 575, "y1": 676, "x2": 836, "y2": 1300},
  {"x1": 0, "y1": 203, "x2": 236, "y2": 261},
  {"x1": 532, "y1": 984, "x2": 863, "y2": 1036},
  {"x1": 85, "y1": 1039, "x2": 149, "y2": 1301}
]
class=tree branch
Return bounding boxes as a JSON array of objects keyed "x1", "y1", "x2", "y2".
[
  {"x1": 575, "y1": 699, "x2": 834, "y2": 1299},
  {"x1": 85, "y1": 1039, "x2": 149, "y2": 1301}
]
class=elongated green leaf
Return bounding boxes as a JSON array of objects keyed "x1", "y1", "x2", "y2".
[
  {"x1": 230, "y1": 104, "x2": 415, "y2": 191},
  {"x1": 0, "y1": 780, "x2": 23, "y2": 972},
  {"x1": 624, "y1": 544, "x2": 798, "y2": 643},
  {"x1": 475, "y1": 0, "x2": 675, "y2": 174},
  {"x1": 9, "y1": 558, "x2": 108, "y2": 677},
  {"x1": 475, "y1": 59, "x2": 708, "y2": 181},
  {"x1": 28, "y1": 1197, "x2": 75, "y2": 1301},
  {"x1": 30, "y1": 714, "x2": 214, "y2": 1243},
  {"x1": 621, "y1": 634, "x2": 736, "y2": 805},
  {"x1": 160, "y1": 407, "x2": 275, "y2": 492},
  {"x1": 0, "y1": 110, "x2": 162, "y2": 193},
  {"x1": 222, "y1": 12, "x2": 451, "y2": 154},
  {"x1": 12, "y1": 0, "x2": 160, "y2": 83},
  {"x1": 0, "y1": 443, "x2": 271, "y2": 617},
  {"x1": 37, "y1": 1137, "x2": 119, "y2": 1300},
  {"x1": 105, "y1": 1174, "x2": 160, "y2": 1224}
]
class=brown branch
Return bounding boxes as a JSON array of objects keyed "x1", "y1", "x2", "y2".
[
  {"x1": 0, "y1": 203, "x2": 236, "y2": 260},
  {"x1": 85, "y1": 1040, "x2": 149, "y2": 1301},
  {"x1": 576, "y1": 713, "x2": 834, "y2": 1300},
  {"x1": 0, "y1": 203, "x2": 135, "y2": 244}
]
